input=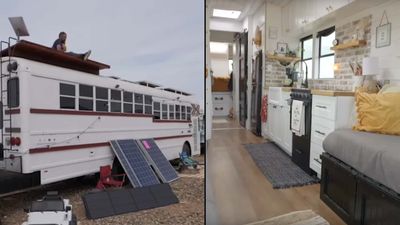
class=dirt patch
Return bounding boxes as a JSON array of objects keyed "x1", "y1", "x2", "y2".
[{"x1": 0, "y1": 168, "x2": 204, "y2": 225}]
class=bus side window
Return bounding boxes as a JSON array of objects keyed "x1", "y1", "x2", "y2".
[
  {"x1": 134, "y1": 93, "x2": 144, "y2": 114},
  {"x1": 181, "y1": 105, "x2": 186, "y2": 120},
  {"x1": 153, "y1": 101, "x2": 161, "y2": 119},
  {"x1": 123, "y1": 91, "x2": 133, "y2": 113},
  {"x1": 60, "y1": 83, "x2": 75, "y2": 110},
  {"x1": 110, "y1": 89, "x2": 122, "y2": 112},
  {"x1": 144, "y1": 95, "x2": 152, "y2": 115},
  {"x1": 162, "y1": 104, "x2": 168, "y2": 120},
  {"x1": 187, "y1": 106, "x2": 192, "y2": 120},
  {"x1": 7, "y1": 78, "x2": 19, "y2": 108},
  {"x1": 79, "y1": 84, "x2": 93, "y2": 111},
  {"x1": 96, "y1": 87, "x2": 109, "y2": 112},
  {"x1": 169, "y1": 105, "x2": 175, "y2": 120},
  {"x1": 175, "y1": 105, "x2": 181, "y2": 120}
]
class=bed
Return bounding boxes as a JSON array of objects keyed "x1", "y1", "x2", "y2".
[{"x1": 320, "y1": 129, "x2": 400, "y2": 225}]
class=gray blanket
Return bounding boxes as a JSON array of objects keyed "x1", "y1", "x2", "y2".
[{"x1": 323, "y1": 129, "x2": 400, "y2": 193}]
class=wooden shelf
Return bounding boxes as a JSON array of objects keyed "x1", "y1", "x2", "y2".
[
  {"x1": 331, "y1": 40, "x2": 367, "y2": 51},
  {"x1": 267, "y1": 54, "x2": 300, "y2": 63}
]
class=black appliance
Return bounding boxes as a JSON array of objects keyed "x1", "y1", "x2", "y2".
[
  {"x1": 250, "y1": 50, "x2": 263, "y2": 136},
  {"x1": 290, "y1": 88, "x2": 313, "y2": 175}
]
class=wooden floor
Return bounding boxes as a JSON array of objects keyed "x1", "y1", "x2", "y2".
[{"x1": 206, "y1": 119, "x2": 345, "y2": 225}]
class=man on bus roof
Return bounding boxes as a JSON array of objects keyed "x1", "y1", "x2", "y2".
[{"x1": 52, "y1": 31, "x2": 91, "y2": 60}]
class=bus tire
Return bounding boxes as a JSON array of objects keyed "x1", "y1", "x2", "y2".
[{"x1": 182, "y1": 142, "x2": 191, "y2": 156}]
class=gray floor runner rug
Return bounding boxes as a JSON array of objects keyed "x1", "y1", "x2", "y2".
[{"x1": 244, "y1": 142, "x2": 319, "y2": 189}]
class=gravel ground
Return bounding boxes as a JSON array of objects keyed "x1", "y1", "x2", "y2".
[{"x1": 0, "y1": 161, "x2": 204, "y2": 225}]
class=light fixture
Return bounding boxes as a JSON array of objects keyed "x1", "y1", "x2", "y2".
[
  {"x1": 213, "y1": 9, "x2": 241, "y2": 19},
  {"x1": 210, "y1": 42, "x2": 228, "y2": 54},
  {"x1": 362, "y1": 57, "x2": 379, "y2": 92}
]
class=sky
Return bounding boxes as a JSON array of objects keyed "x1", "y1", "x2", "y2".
[{"x1": 0, "y1": 0, "x2": 204, "y2": 105}]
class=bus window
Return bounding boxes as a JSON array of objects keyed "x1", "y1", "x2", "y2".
[
  {"x1": 110, "y1": 90, "x2": 121, "y2": 112},
  {"x1": 123, "y1": 91, "x2": 133, "y2": 113},
  {"x1": 154, "y1": 101, "x2": 161, "y2": 119},
  {"x1": 134, "y1": 93, "x2": 144, "y2": 114},
  {"x1": 96, "y1": 87, "x2": 108, "y2": 112},
  {"x1": 181, "y1": 105, "x2": 186, "y2": 120},
  {"x1": 187, "y1": 106, "x2": 192, "y2": 120},
  {"x1": 162, "y1": 104, "x2": 168, "y2": 120},
  {"x1": 169, "y1": 105, "x2": 175, "y2": 120},
  {"x1": 60, "y1": 83, "x2": 75, "y2": 109},
  {"x1": 79, "y1": 84, "x2": 93, "y2": 111},
  {"x1": 175, "y1": 105, "x2": 181, "y2": 120},
  {"x1": 144, "y1": 95, "x2": 152, "y2": 115}
]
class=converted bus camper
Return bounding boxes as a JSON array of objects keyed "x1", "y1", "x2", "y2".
[{"x1": 0, "y1": 40, "x2": 200, "y2": 194}]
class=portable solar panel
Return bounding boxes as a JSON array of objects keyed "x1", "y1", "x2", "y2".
[
  {"x1": 137, "y1": 139, "x2": 179, "y2": 183},
  {"x1": 82, "y1": 185, "x2": 179, "y2": 219},
  {"x1": 110, "y1": 139, "x2": 160, "y2": 187}
]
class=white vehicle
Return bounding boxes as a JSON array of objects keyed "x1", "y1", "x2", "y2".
[
  {"x1": 0, "y1": 40, "x2": 200, "y2": 194},
  {"x1": 22, "y1": 192, "x2": 76, "y2": 225}
]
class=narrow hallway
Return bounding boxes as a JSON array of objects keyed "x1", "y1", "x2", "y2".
[{"x1": 206, "y1": 119, "x2": 345, "y2": 225}]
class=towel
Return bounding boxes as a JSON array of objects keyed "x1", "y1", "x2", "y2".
[{"x1": 291, "y1": 100, "x2": 305, "y2": 136}]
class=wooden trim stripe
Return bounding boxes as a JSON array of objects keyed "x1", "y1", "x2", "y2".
[
  {"x1": 29, "y1": 134, "x2": 192, "y2": 154},
  {"x1": 153, "y1": 119, "x2": 191, "y2": 123},
  {"x1": 30, "y1": 108, "x2": 153, "y2": 118},
  {"x1": 154, "y1": 134, "x2": 192, "y2": 140},
  {"x1": 5, "y1": 109, "x2": 20, "y2": 115}
]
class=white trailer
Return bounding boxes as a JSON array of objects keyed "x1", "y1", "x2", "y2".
[{"x1": 0, "y1": 40, "x2": 200, "y2": 194}]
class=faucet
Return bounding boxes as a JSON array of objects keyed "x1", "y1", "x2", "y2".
[{"x1": 292, "y1": 59, "x2": 308, "y2": 88}]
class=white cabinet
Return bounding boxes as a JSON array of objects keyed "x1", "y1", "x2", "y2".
[
  {"x1": 310, "y1": 95, "x2": 354, "y2": 177},
  {"x1": 267, "y1": 88, "x2": 292, "y2": 155},
  {"x1": 281, "y1": 92, "x2": 292, "y2": 156},
  {"x1": 212, "y1": 92, "x2": 232, "y2": 117}
]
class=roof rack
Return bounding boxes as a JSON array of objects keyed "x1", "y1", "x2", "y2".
[{"x1": 134, "y1": 80, "x2": 162, "y2": 88}]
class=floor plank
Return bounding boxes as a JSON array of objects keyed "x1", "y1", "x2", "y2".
[{"x1": 206, "y1": 119, "x2": 345, "y2": 225}]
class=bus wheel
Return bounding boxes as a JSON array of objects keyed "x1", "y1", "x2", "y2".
[{"x1": 182, "y1": 142, "x2": 191, "y2": 157}]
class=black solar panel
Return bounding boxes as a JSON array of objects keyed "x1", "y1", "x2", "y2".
[
  {"x1": 110, "y1": 140, "x2": 160, "y2": 187},
  {"x1": 82, "y1": 184, "x2": 179, "y2": 219},
  {"x1": 137, "y1": 139, "x2": 179, "y2": 183}
]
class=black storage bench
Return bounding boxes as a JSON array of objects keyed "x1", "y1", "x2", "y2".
[{"x1": 321, "y1": 153, "x2": 400, "y2": 225}]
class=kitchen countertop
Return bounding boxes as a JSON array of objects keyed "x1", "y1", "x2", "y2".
[{"x1": 311, "y1": 89, "x2": 355, "y2": 96}]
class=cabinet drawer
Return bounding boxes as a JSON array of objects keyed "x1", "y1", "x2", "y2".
[
  {"x1": 310, "y1": 142, "x2": 324, "y2": 174},
  {"x1": 311, "y1": 116, "x2": 335, "y2": 146},
  {"x1": 312, "y1": 95, "x2": 337, "y2": 121}
]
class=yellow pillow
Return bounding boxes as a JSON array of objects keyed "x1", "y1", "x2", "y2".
[{"x1": 353, "y1": 91, "x2": 400, "y2": 135}]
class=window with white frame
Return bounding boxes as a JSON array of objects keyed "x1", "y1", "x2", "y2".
[
  {"x1": 318, "y1": 26, "x2": 335, "y2": 79},
  {"x1": 162, "y1": 103, "x2": 168, "y2": 120},
  {"x1": 300, "y1": 35, "x2": 313, "y2": 80},
  {"x1": 95, "y1": 87, "x2": 108, "y2": 112},
  {"x1": 186, "y1": 106, "x2": 192, "y2": 120},
  {"x1": 123, "y1": 91, "x2": 133, "y2": 113},
  {"x1": 175, "y1": 105, "x2": 181, "y2": 120},
  {"x1": 110, "y1": 89, "x2": 121, "y2": 112},
  {"x1": 134, "y1": 93, "x2": 143, "y2": 113},
  {"x1": 144, "y1": 95, "x2": 153, "y2": 115},
  {"x1": 169, "y1": 105, "x2": 175, "y2": 119},
  {"x1": 153, "y1": 101, "x2": 161, "y2": 119},
  {"x1": 79, "y1": 84, "x2": 93, "y2": 111},
  {"x1": 181, "y1": 105, "x2": 186, "y2": 120},
  {"x1": 60, "y1": 83, "x2": 75, "y2": 109}
]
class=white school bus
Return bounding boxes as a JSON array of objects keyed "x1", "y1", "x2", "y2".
[{"x1": 0, "y1": 40, "x2": 200, "y2": 194}]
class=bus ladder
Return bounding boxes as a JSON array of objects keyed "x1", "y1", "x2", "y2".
[{"x1": 0, "y1": 37, "x2": 18, "y2": 162}]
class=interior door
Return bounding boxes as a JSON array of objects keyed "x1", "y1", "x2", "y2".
[
  {"x1": 250, "y1": 50, "x2": 263, "y2": 136},
  {"x1": 238, "y1": 32, "x2": 248, "y2": 127}
]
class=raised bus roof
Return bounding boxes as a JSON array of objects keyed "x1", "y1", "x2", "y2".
[
  {"x1": 0, "y1": 40, "x2": 110, "y2": 75},
  {"x1": 134, "y1": 80, "x2": 162, "y2": 88}
]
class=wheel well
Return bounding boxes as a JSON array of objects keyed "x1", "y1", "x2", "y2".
[{"x1": 183, "y1": 141, "x2": 192, "y2": 156}]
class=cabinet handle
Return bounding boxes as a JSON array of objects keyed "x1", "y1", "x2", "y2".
[
  {"x1": 315, "y1": 130, "x2": 326, "y2": 136},
  {"x1": 316, "y1": 105, "x2": 327, "y2": 109},
  {"x1": 273, "y1": 105, "x2": 277, "y2": 109},
  {"x1": 314, "y1": 158, "x2": 322, "y2": 164}
]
